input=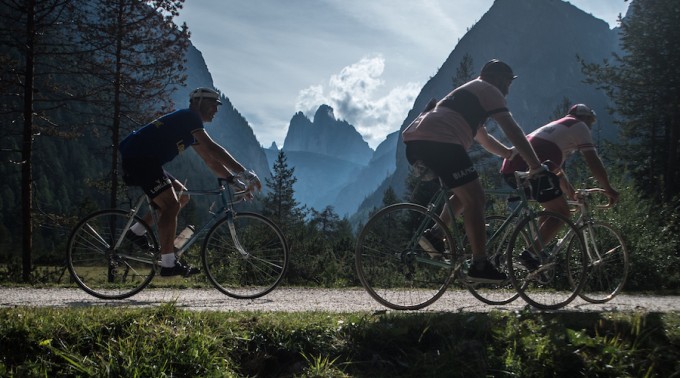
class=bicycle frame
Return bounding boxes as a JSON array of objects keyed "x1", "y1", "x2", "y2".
[
  {"x1": 120, "y1": 178, "x2": 248, "y2": 261},
  {"x1": 567, "y1": 189, "x2": 613, "y2": 265},
  {"x1": 412, "y1": 171, "x2": 546, "y2": 272}
]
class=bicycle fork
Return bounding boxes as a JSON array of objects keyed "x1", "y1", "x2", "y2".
[{"x1": 226, "y1": 210, "x2": 249, "y2": 257}]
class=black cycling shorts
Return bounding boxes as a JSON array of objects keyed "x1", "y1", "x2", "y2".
[
  {"x1": 405, "y1": 140, "x2": 478, "y2": 189},
  {"x1": 503, "y1": 171, "x2": 563, "y2": 203},
  {"x1": 121, "y1": 157, "x2": 174, "y2": 199}
]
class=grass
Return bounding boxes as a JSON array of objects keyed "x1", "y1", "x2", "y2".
[{"x1": 1, "y1": 304, "x2": 679, "y2": 377}]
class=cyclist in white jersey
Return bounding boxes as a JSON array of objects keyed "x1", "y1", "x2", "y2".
[{"x1": 500, "y1": 104, "x2": 620, "y2": 269}]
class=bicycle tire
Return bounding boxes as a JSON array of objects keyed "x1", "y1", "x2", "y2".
[
  {"x1": 506, "y1": 210, "x2": 587, "y2": 310},
  {"x1": 355, "y1": 203, "x2": 456, "y2": 310},
  {"x1": 569, "y1": 221, "x2": 629, "y2": 303},
  {"x1": 464, "y1": 215, "x2": 521, "y2": 305},
  {"x1": 66, "y1": 209, "x2": 157, "y2": 300},
  {"x1": 202, "y1": 212, "x2": 288, "y2": 299}
]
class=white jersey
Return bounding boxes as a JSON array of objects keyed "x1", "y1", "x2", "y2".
[{"x1": 501, "y1": 116, "x2": 595, "y2": 173}]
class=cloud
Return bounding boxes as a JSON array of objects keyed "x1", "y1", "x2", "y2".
[{"x1": 296, "y1": 55, "x2": 421, "y2": 148}]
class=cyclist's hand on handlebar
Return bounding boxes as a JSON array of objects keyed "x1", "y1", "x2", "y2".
[
  {"x1": 240, "y1": 169, "x2": 262, "y2": 193},
  {"x1": 603, "y1": 188, "x2": 620, "y2": 205}
]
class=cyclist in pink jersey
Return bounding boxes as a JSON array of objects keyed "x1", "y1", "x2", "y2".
[
  {"x1": 500, "y1": 104, "x2": 620, "y2": 270},
  {"x1": 403, "y1": 59, "x2": 545, "y2": 283}
]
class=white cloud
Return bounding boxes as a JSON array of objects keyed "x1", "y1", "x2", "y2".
[{"x1": 296, "y1": 56, "x2": 421, "y2": 148}]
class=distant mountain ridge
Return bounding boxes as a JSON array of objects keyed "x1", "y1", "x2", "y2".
[
  {"x1": 262, "y1": 105, "x2": 376, "y2": 213},
  {"x1": 283, "y1": 105, "x2": 373, "y2": 166}
]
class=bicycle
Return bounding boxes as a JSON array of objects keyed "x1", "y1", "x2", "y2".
[
  {"x1": 565, "y1": 186, "x2": 628, "y2": 303},
  {"x1": 66, "y1": 178, "x2": 289, "y2": 300},
  {"x1": 355, "y1": 163, "x2": 588, "y2": 310}
]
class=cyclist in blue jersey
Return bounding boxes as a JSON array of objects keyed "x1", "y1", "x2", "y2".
[{"x1": 119, "y1": 87, "x2": 261, "y2": 277}]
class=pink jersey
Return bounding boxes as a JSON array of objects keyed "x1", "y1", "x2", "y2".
[
  {"x1": 402, "y1": 78, "x2": 509, "y2": 150},
  {"x1": 501, "y1": 116, "x2": 596, "y2": 173}
]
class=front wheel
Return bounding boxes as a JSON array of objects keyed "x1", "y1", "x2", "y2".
[
  {"x1": 507, "y1": 211, "x2": 587, "y2": 310},
  {"x1": 569, "y1": 221, "x2": 628, "y2": 303},
  {"x1": 202, "y1": 212, "x2": 288, "y2": 299},
  {"x1": 66, "y1": 210, "x2": 158, "y2": 300},
  {"x1": 355, "y1": 203, "x2": 456, "y2": 310}
]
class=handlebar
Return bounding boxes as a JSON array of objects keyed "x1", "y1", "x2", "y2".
[
  {"x1": 570, "y1": 188, "x2": 615, "y2": 209},
  {"x1": 218, "y1": 177, "x2": 250, "y2": 201}
]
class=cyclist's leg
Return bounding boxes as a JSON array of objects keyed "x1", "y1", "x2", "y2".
[
  {"x1": 133, "y1": 175, "x2": 190, "y2": 231},
  {"x1": 537, "y1": 196, "x2": 570, "y2": 245},
  {"x1": 406, "y1": 141, "x2": 474, "y2": 240},
  {"x1": 528, "y1": 171, "x2": 567, "y2": 256},
  {"x1": 451, "y1": 179, "x2": 486, "y2": 262},
  {"x1": 149, "y1": 183, "x2": 180, "y2": 253}
]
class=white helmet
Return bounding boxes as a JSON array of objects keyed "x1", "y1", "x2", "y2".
[
  {"x1": 568, "y1": 104, "x2": 596, "y2": 118},
  {"x1": 190, "y1": 87, "x2": 222, "y2": 105}
]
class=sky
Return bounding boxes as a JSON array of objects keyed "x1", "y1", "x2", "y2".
[{"x1": 175, "y1": 0, "x2": 629, "y2": 149}]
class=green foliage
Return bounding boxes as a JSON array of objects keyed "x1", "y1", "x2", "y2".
[
  {"x1": 580, "y1": 0, "x2": 680, "y2": 201},
  {"x1": 2, "y1": 306, "x2": 678, "y2": 377}
]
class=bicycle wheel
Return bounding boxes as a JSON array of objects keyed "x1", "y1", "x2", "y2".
[
  {"x1": 355, "y1": 203, "x2": 456, "y2": 310},
  {"x1": 506, "y1": 211, "x2": 587, "y2": 310},
  {"x1": 569, "y1": 221, "x2": 628, "y2": 303},
  {"x1": 464, "y1": 215, "x2": 521, "y2": 305},
  {"x1": 67, "y1": 210, "x2": 157, "y2": 300},
  {"x1": 202, "y1": 212, "x2": 288, "y2": 299}
]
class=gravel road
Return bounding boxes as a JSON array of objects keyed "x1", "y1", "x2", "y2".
[{"x1": 1, "y1": 287, "x2": 679, "y2": 313}]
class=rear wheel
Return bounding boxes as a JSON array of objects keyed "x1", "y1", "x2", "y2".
[
  {"x1": 355, "y1": 203, "x2": 456, "y2": 310},
  {"x1": 67, "y1": 210, "x2": 157, "y2": 300}
]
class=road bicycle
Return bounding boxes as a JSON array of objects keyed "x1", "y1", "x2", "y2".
[
  {"x1": 355, "y1": 164, "x2": 588, "y2": 311},
  {"x1": 565, "y1": 186, "x2": 628, "y2": 303},
  {"x1": 66, "y1": 178, "x2": 289, "y2": 300}
]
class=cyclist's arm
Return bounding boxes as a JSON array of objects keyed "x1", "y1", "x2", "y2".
[
  {"x1": 192, "y1": 129, "x2": 246, "y2": 178},
  {"x1": 555, "y1": 168, "x2": 576, "y2": 200},
  {"x1": 474, "y1": 126, "x2": 513, "y2": 158},
  {"x1": 492, "y1": 112, "x2": 541, "y2": 170},
  {"x1": 581, "y1": 149, "x2": 619, "y2": 201}
]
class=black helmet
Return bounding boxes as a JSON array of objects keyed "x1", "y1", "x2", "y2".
[{"x1": 480, "y1": 59, "x2": 517, "y2": 80}]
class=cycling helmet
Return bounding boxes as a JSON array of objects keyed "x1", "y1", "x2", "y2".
[
  {"x1": 480, "y1": 59, "x2": 517, "y2": 80},
  {"x1": 190, "y1": 87, "x2": 222, "y2": 105},
  {"x1": 567, "y1": 104, "x2": 596, "y2": 118}
]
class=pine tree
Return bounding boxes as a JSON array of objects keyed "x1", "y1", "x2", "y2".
[
  {"x1": 74, "y1": 0, "x2": 190, "y2": 208},
  {"x1": 262, "y1": 150, "x2": 305, "y2": 229},
  {"x1": 0, "y1": 0, "x2": 79, "y2": 281},
  {"x1": 580, "y1": 0, "x2": 680, "y2": 201}
]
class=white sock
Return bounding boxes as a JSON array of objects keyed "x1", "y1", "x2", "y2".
[
  {"x1": 130, "y1": 223, "x2": 146, "y2": 236},
  {"x1": 160, "y1": 253, "x2": 176, "y2": 268}
]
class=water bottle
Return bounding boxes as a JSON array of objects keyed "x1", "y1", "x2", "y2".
[{"x1": 173, "y1": 225, "x2": 195, "y2": 250}]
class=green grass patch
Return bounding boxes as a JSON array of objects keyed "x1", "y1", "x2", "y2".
[{"x1": 1, "y1": 305, "x2": 679, "y2": 377}]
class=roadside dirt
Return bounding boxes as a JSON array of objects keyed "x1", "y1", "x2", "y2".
[{"x1": 2, "y1": 287, "x2": 679, "y2": 313}]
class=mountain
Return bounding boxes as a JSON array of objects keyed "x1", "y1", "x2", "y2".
[
  {"x1": 331, "y1": 130, "x2": 398, "y2": 217},
  {"x1": 266, "y1": 105, "x2": 374, "y2": 213},
  {"x1": 354, "y1": 0, "x2": 622, "y2": 223},
  {"x1": 283, "y1": 105, "x2": 373, "y2": 165}
]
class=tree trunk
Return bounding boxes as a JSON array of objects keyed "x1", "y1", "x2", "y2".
[
  {"x1": 665, "y1": 104, "x2": 680, "y2": 201},
  {"x1": 21, "y1": 0, "x2": 36, "y2": 282}
]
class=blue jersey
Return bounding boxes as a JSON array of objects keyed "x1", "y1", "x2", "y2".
[{"x1": 119, "y1": 109, "x2": 204, "y2": 164}]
